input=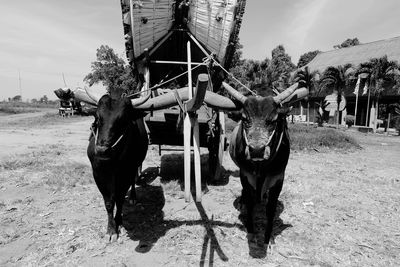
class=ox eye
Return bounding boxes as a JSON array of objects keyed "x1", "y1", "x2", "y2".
[{"x1": 243, "y1": 119, "x2": 252, "y2": 128}]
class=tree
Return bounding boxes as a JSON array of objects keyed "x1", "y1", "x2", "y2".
[
  {"x1": 39, "y1": 95, "x2": 48, "y2": 104},
  {"x1": 230, "y1": 39, "x2": 244, "y2": 67},
  {"x1": 12, "y1": 95, "x2": 22, "y2": 102},
  {"x1": 84, "y1": 45, "x2": 137, "y2": 95},
  {"x1": 297, "y1": 50, "x2": 320, "y2": 68},
  {"x1": 357, "y1": 56, "x2": 400, "y2": 131},
  {"x1": 333, "y1": 38, "x2": 360, "y2": 49},
  {"x1": 320, "y1": 64, "x2": 355, "y2": 128},
  {"x1": 226, "y1": 45, "x2": 296, "y2": 96},
  {"x1": 269, "y1": 45, "x2": 296, "y2": 91}
]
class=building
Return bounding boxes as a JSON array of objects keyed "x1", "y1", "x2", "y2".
[{"x1": 305, "y1": 36, "x2": 400, "y2": 128}]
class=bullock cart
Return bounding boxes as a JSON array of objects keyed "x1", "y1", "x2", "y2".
[{"x1": 118, "y1": 0, "x2": 248, "y2": 202}]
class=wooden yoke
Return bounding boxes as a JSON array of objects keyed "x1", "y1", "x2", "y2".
[{"x1": 185, "y1": 74, "x2": 208, "y2": 112}]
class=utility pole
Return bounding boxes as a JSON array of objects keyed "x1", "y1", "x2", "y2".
[
  {"x1": 18, "y1": 69, "x2": 22, "y2": 99},
  {"x1": 62, "y1": 73, "x2": 67, "y2": 87}
]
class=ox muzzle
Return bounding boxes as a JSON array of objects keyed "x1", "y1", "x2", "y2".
[
  {"x1": 243, "y1": 125, "x2": 276, "y2": 162},
  {"x1": 92, "y1": 126, "x2": 125, "y2": 159}
]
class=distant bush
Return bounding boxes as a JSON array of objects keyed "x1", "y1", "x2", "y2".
[
  {"x1": 289, "y1": 123, "x2": 360, "y2": 151},
  {"x1": 0, "y1": 105, "x2": 39, "y2": 114},
  {"x1": 345, "y1": 115, "x2": 355, "y2": 127},
  {"x1": 225, "y1": 116, "x2": 360, "y2": 151}
]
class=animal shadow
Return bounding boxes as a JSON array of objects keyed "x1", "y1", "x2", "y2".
[
  {"x1": 233, "y1": 197, "x2": 292, "y2": 258},
  {"x1": 122, "y1": 185, "x2": 242, "y2": 264},
  {"x1": 159, "y1": 153, "x2": 230, "y2": 189},
  {"x1": 123, "y1": 185, "x2": 166, "y2": 253}
]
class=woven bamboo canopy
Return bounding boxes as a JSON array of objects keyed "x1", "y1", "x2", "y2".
[{"x1": 120, "y1": 0, "x2": 246, "y2": 83}]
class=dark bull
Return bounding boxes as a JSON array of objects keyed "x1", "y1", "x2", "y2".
[
  {"x1": 87, "y1": 92, "x2": 149, "y2": 242},
  {"x1": 225, "y1": 81, "x2": 308, "y2": 246}
]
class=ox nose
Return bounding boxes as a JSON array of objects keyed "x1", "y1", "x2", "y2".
[
  {"x1": 248, "y1": 145, "x2": 266, "y2": 159},
  {"x1": 247, "y1": 144, "x2": 271, "y2": 161},
  {"x1": 95, "y1": 145, "x2": 110, "y2": 156}
]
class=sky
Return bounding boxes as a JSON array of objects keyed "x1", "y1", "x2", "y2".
[{"x1": 1, "y1": 0, "x2": 400, "y2": 101}]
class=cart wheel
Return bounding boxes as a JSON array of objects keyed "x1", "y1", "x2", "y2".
[{"x1": 208, "y1": 111, "x2": 226, "y2": 181}]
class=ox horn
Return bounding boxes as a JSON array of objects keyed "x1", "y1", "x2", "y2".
[
  {"x1": 130, "y1": 90, "x2": 151, "y2": 107},
  {"x1": 222, "y1": 82, "x2": 247, "y2": 104},
  {"x1": 273, "y1": 82, "x2": 299, "y2": 104},
  {"x1": 84, "y1": 86, "x2": 101, "y2": 105}
]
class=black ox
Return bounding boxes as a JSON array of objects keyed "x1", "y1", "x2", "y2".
[
  {"x1": 224, "y1": 81, "x2": 308, "y2": 246},
  {"x1": 87, "y1": 92, "x2": 149, "y2": 242}
]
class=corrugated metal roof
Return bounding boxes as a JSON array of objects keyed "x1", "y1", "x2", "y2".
[{"x1": 306, "y1": 36, "x2": 400, "y2": 73}]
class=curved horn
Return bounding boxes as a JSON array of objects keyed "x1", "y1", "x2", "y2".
[
  {"x1": 130, "y1": 91, "x2": 151, "y2": 107},
  {"x1": 222, "y1": 82, "x2": 247, "y2": 104},
  {"x1": 130, "y1": 87, "x2": 240, "y2": 111},
  {"x1": 281, "y1": 87, "x2": 309, "y2": 105},
  {"x1": 84, "y1": 86, "x2": 100, "y2": 105},
  {"x1": 273, "y1": 82, "x2": 299, "y2": 104}
]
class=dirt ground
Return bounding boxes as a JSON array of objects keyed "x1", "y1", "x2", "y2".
[{"x1": 0, "y1": 112, "x2": 399, "y2": 267}]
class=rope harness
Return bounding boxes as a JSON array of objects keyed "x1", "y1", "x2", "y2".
[{"x1": 125, "y1": 55, "x2": 258, "y2": 99}]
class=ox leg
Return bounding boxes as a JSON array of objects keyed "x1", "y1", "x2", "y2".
[
  {"x1": 104, "y1": 198, "x2": 118, "y2": 242},
  {"x1": 240, "y1": 173, "x2": 255, "y2": 234},
  {"x1": 114, "y1": 196, "x2": 124, "y2": 235},
  {"x1": 129, "y1": 167, "x2": 140, "y2": 205},
  {"x1": 244, "y1": 189, "x2": 255, "y2": 234},
  {"x1": 264, "y1": 179, "x2": 283, "y2": 245}
]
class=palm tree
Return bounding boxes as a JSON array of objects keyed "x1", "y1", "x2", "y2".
[
  {"x1": 293, "y1": 66, "x2": 320, "y2": 126},
  {"x1": 357, "y1": 56, "x2": 400, "y2": 131},
  {"x1": 319, "y1": 64, "x2": 355, "y2": 128}
]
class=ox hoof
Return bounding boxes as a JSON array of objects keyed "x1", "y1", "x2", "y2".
[
  {"x1": 105, "y1": 233, "x2": 119, "y2": 243},
  {"x1": 266, "y1": 241, "x2": 276, "y2": 253},
  {"x1": 119, "y1": 227, "x2": 126, "y2": 236}
]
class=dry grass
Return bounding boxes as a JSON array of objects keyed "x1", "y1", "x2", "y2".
[
  {"x1": 0, "y1": 112, "x2": 87, "y2": 128},
  {"x1": 0, "y1": 144, "x2": 92, "y2": 189},
  {"x1": 0, "y1": 101, "x2": 57, "y2": 114},
  {"x1": 0, "y1": 110, "x2": 399, "y2": 266}
]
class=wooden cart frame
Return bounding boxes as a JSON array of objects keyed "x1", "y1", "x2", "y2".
[{"x1": 120, "y1": 0, "x2": 247, "y2": 202}]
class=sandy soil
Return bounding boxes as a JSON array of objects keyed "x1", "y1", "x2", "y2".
[{"x1": 0, "y1": 113, "x2": 399, "y2": 266}]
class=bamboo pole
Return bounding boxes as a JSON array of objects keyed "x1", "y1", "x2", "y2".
[
  {"x1": 184, "y1": 114, "x2": 192, "y2": 202},
  {"x1": 150, "y1": 60, "x2": 206, "y2": 65},
  {"x1": 184, "y1": 41, "x2": 193, "y2": 202},
  {"x1": 192, "y1": 116, "x2": 202, "y2": 202},
  {"x1": 187, "y1": 42, "x2": 193, "y2": 98},
  {"x1": 187, "y1": 31, "x2": 211, "y2": 58}
]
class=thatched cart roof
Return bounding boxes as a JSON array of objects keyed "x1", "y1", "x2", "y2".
[
  {"x1": 120, "y1": 0, "x2": 246, "y2": 69},
  {"x1": 306, "y1": 36, "x2": 400, "y2": 73}
]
